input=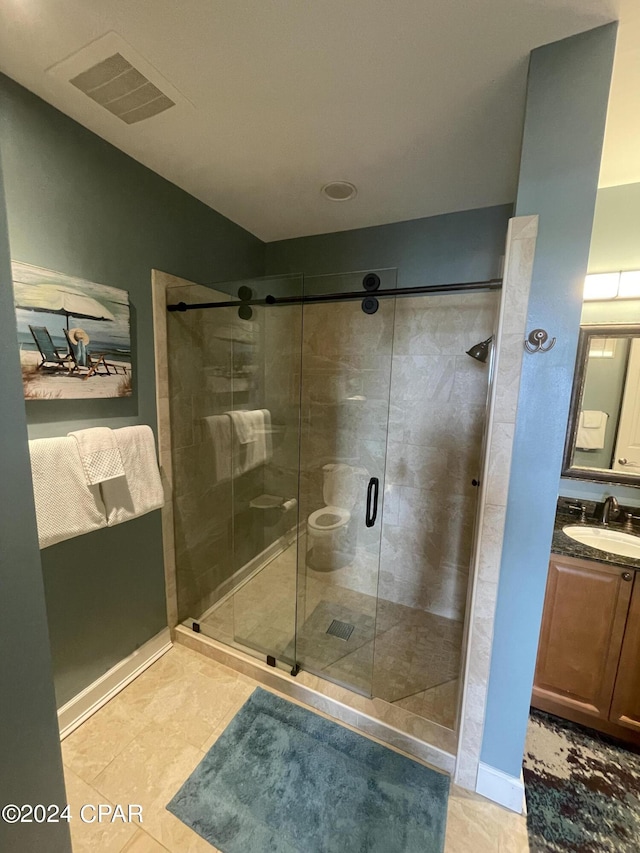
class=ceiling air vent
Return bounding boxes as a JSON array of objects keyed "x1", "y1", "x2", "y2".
[{"x1": 69, "y1": 52, "x2": 175, "y2": 124}]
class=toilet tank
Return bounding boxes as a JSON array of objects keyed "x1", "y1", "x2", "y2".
[{"x1": 322, "y1": 463, "x2": 364, "y2": 509}]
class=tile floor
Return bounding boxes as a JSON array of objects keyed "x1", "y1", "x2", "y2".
[
  {"x1": 198, "y1": 541, "x2": 462, "y2": 728},
  {"x1": 61, "y1": 644, "x2": 529, "y2": 852}
]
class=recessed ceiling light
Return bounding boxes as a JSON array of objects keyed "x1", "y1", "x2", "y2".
[{"x1": 321, "y1": 181, "x2": 357, "y2": 202}]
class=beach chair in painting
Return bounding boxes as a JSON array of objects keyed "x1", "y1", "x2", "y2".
[
  {"x1": 29, "y1": 325, "x2": 75, "y2": 372},
  {"x1": 64, "y1": 328, "x2": 129, "y2": 378}
]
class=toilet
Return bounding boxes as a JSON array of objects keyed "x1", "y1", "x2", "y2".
[{"x1": 307, "y1": 463, "x2": 361, "y2": 571}]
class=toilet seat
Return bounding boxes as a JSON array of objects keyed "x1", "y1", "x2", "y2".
[{"x1": 308, "y1": 505, "x2": 350, "y2": 531}]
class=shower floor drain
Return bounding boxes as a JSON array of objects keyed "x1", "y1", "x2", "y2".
[{"x1": 326, "y1": 619, "x2": 355, "y2": 641}]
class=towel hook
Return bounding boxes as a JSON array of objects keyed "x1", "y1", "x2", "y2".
[{"x1": 524, "y1": 328, "x2": 556, "y2": 354}]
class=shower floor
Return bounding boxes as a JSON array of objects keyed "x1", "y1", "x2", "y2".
[{"x1": 197, "y1": 541, "x2": 462, "y2": 730}]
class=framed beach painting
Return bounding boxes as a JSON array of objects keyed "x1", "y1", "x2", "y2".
[{"x1": 12, "y1": 262, "x2": 132, "y2": 400}]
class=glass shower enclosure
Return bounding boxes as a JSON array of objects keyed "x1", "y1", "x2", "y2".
[{"x1": 167, "y1": 268, "x2": 498, "y2": 729}]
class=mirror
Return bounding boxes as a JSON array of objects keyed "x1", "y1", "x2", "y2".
[{"x1": 563, "y1": 324, "x2": 640, "y2": 486}]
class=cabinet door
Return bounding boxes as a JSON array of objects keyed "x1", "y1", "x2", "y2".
[
  {"x1": 532, "y1": 554, "x2": 633, "y2": 721},
  {"x1": 610, "y1": 575, "x2": 640, "y2": 732}
]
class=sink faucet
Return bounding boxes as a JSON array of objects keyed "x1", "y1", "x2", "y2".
[{"x1": 597, "y1": 496, "x2": 620, "y2": 526}]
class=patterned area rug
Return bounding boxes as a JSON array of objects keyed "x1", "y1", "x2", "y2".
[
  {"x1": 523, "y1": 710, "x2": 640, "y2": 852},
  {"x1": 167, "y1": 687, "x2": 449, "y2": 852}
]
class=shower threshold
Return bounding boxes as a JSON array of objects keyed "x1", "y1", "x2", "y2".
[{"x1": 174, "y1": 624, "x2": 457, "y2": 775}]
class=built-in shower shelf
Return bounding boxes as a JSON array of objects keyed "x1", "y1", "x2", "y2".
[
  {"x1": 203, "y1": 366, "x2": 257, "y2": 377},
  {"x1": 208, "y1": 322, "x2": 257, "y2": 344},
  {"x1": 204, "y1": 377, "x2": 252, "y2": 392}
]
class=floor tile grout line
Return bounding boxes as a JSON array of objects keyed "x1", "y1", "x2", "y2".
[
  {"x1": 390, "y1": 677, "x2": 459, "y2": 707},
  {"x1": 119, "y1": 827, "x2": 172, "y2": 852},
  {"x1": 64, "y1": 720, "x2": 148, "y2": 787}
]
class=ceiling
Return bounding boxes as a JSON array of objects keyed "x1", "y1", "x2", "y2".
[{"x1": 0, "y1": 0, "x2": 633, "y2": 242}]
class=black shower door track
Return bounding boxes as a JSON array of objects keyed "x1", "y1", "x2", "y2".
[{"x1": 166, "y1": 278, "x2": 503, "y2": 313}]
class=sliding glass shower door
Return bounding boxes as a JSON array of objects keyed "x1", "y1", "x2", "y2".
[
  {"x1": 294, "y1": 271, "x2": 397, "y2": 694},
  {"x1": 229, "y1": 275, "x2": 304, "y2": 665},
  {"x1": 167, "y1": 275, "x2": 303, "y2": 669},
  {"x1": 175, "y1": 269, "x2": 397, "y2": 696},
  {"x1": 169, "y1": 269, "x2": 498, "y2": 726}
]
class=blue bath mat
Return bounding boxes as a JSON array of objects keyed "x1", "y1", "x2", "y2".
[{"x1": 167, "y1": 687, "x2": 449, "y2": 853}]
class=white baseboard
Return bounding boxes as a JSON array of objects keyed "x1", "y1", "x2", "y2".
[
  {"x1": 58, "y1": 628, "x2": 172, "y2": 740},
  {"x1": 476, "y1": 762, "x2": 525, "y2": 813}
]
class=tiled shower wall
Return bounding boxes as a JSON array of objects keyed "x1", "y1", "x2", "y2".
[{"x1": 381, "y1": 292, "x2": 499, "y2": 621}]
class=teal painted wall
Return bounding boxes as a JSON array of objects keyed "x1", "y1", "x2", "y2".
[
  {"x1": 0, "y1": 74, "x2": 265, "y2": 705},
  {"x1": 0, "y1": 154, "x2": 71, "y2": 852},
  {"x1": 481, "y1": 23, "x2": 617, "y2": 779},
  {"x1": 588, "y1": 182, "x2": 640, "y2": 273},
  {"x1": 265, "y1": 204, "x2": 512, "y2": 286}
]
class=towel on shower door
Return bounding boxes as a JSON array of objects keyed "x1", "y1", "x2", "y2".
[
  {"x1": 68, "y1": 426, "x2": 125, "y2": 485},
  {"x1": 202, "y1": 414, "x2": 233, "y2": 484},
  {"x1": 28, "y1": 436, "x2": 108, "y2": 548},
  {"x1": 576, "y1": 410, "x2": 608, "y2": 450},
  {"x1": 227, "y1": 409, "x2": 272, "y2": 474},
  {"x1": 100, "y1": 426, "x2": 165, "y2": 526}
]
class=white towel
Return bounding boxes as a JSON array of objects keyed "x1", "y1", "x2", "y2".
[
  {"x1": 227, "y1": 409, "x2": 272, "y2": 475},
  {"x1": 228, "y1": 409, "x2": 261, "y2": 444},
  {"x1": 203, "y1": 414, "x2": 233, "y2": 484},
  {"x1": 29, "y1": 437, "x2": 108, "y2": 549},
  {"x1": 576, "y1": 410, "x2": 608, "y2": 450},
  {"x1": 68, "y1": 427, "x2": 125, "y2": 485},
  {"x1": 582, "y1": 410, "x2": 606, "y2": 429},
  {"x1": 100, "y1": 426, "x2": 164, "y2": 526}
]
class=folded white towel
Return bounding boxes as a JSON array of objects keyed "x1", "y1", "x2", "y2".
[
  {"x1": 100, "y1": 426, "x2": 164, "y2": 526},
  {"x1": 68, "y1": 427, "x2": 125, "y2": 485},
  {"x1": 582, "y1": 410, "x2": 606, "y2": 429},
  {"x1": 577, "y1": 410, "x2": 609, "y2": 450},
  {"x1": 29, "y1": 436, "x2": 108, "y2": 549},
  {"x1": 228, "y1": 409, "x2": 260, "y2": 444},
  {"x1": 227, "y1": 409, "x2": 272, "y2": 475},
  {"x1": 202, "y1": 414, "x2": 232, "y2": 484}
]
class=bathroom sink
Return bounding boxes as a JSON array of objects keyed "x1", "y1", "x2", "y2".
[{"x1": 562, "y1": 525, "x2": 640, "y2": 559}]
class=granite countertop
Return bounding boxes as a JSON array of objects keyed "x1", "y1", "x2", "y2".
[{"x1": 553, "y1": 502, "x2": 640, "y2": 570}]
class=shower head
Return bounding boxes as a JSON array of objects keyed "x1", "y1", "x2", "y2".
[{"x1": 466, "y1": 336, "x2": 493, "y2": 363}]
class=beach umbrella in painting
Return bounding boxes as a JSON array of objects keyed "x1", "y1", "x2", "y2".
[{"x1": 13, "y1": 283, "x2": 116, "y2": 329}]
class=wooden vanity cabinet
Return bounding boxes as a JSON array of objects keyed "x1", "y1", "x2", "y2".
[
  {"x1": 532, "y1": 553, "x2": 640, "y2": 745},
  {"x1": 610, "y1": 577, "x2": 640, "y2": 734}
]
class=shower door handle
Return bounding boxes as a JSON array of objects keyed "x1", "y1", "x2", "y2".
[{"x1": 365, "y1": 477, "x2": 379, "y2": 528}]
